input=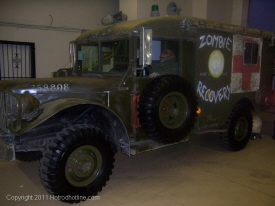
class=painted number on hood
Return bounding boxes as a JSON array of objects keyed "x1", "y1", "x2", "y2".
[{"x1": 30, "y1": 84, "x2": 69, "y2": 91}]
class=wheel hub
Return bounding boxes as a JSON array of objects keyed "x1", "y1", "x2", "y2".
[
  {"x1": 65, "y1": 145, "x2": 102, "y2": 187},
  {"x1": 159, "y1": 92, "x2": 188, "y2": 129},
  {"x1": 80, "y1": 162, "x2": 92, "y2": 173}
]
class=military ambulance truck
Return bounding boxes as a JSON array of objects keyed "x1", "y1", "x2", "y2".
[{"x1": 0, "y1": 16, "x2": 274, "y2": 203}]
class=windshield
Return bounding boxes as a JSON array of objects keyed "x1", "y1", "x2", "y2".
[{"x1": 75, "y1": 39, "x2": 129, "y2": 75}]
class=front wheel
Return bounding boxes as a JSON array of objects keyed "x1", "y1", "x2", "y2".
[
  {"x1": 40, "y1": 124, "x2": 115, "y2": 203},
  {"x1": 219, "y1": 105, "x2": 252, "y2": 151}
]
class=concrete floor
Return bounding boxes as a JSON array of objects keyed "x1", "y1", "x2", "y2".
[{"x1": 0, "y1": 111, "x2": 275, "y2": 206}]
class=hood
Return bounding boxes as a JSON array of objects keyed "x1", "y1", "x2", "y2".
[
  {"x1": 0, "y1": 76, "x2": 124, "y2": 103},
  {"x1": 0, "y1": 76, "x2": 121, "y2": 92}
]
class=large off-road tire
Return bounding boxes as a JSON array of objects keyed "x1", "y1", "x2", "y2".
[
  {"x1": 16, "y1": 151, "x2": 42, "y2": 162},
  {"x1": 40, "y1": 124, "x2": 115, "y2": 203},
  {"x1": 219, "y1": 104, "x2": 252, "y2": 151},
  {"x1": 138, "y1": 75, "x2": 198, "y2": 144}
]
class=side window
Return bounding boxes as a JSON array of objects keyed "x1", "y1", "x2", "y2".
[
  {"x1": 151, "y1": 40, "x2": 179, "y2": 62},
  {"x1": 101, "y1": 40, "x2": 129, "y2": 73},
  {"x1": 76, "y1": 40, "x2": 129, "y2": 73},
  {"x1": 77, "y1": 44, "x2": 99, "y2": 72},
  {"x1": 150, "y1": 40, "x2": 179, "y2": 76},
  {"x1": 244, "y1": 41, "x2": 259, "y2": 65}
]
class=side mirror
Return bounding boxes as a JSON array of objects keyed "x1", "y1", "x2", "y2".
[
  {"x1": 139, "y1": 27, "x2": 152, "y2": 67},
  {"x1": 69, "y1": 42, "x2": 76, "y2": 69}
]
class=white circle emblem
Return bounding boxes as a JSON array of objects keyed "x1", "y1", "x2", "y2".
[{"x1": 208, "y1": 50, "x2": 224, "y2": 78}]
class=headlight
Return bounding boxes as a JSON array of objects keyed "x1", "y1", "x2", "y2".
[
  {"x1": 20, "y1": 93, "x2": 41, "y2": 121},
  {"x1": 0, "y1": 91, "x2": 41, "y2": 134}
]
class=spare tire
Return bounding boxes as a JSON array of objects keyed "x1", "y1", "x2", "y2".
[{"x1": 138, "y1": 75, "x2": 198, "y2": 144}]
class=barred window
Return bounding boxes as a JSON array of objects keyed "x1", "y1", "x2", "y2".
[
  {"x1": 244, "y1": 41, "x2": 259, "y2": 65},
  {"x1": 0, "y1": 41, "x2": 36, "y2": 80}
]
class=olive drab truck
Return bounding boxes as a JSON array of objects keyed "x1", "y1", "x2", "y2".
[{"x1": 0, "y1": 16, "x2": 274, "y2": 203}]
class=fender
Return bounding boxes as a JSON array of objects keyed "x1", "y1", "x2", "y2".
[
  {"x1": 12, "y1": 98, "x2": 98, "y2": 135},
  {"x1": 11, "y1": 98, "x2": 130, "y2": 154}
]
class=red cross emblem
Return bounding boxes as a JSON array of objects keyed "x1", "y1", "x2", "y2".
[{"x1": 232, "y1": 55, "x2": 260, "y2": 90}]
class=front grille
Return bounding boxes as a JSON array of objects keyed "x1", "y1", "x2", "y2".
[{"x1": 0, "y1": 91, "x2": 17, "y2": 134}]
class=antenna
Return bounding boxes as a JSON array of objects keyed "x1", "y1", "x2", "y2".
[{"x1": 167, "y1": 2, "x2": 182, "y2": 16}]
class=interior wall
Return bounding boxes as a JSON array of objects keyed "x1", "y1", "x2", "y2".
[
  {"x1": 206, "y1": 0, "x2": 233, "y2": 23},
  {"x1": 232, "y1": 0, "x2": 245, "y2": 26},
  {"x1": 241, "y1": 0, "x2": 250, "y2": 27},
  {"x1": 192, "y1": 0, "x2": 207, "y2": 19},
  {"x1": 120, "y1": 0, "x2": 246, "y2": 24},
  {"x1": 0, "y1": 0, "x2": 251, "y2": 78},
  {"x1": 136, "y1": 0, "x2": 192, "y2": 19},
  {"x1": 119, "y1": 0, "x2": 138, "y2": 21},
  {"x1": 0, "y1": 0, "x2": 119, "y2": 78}
]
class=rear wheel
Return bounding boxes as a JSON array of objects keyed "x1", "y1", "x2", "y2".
[
  {"x1": 219, "y1": 105, "x2": 252, "y2": 151},
  {"x1": 40, "y1": 124, "x2": 115, "y2": 203}
]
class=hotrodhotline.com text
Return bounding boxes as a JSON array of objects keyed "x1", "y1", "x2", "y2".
[{"x1": 6, "y1": 194, "x2": 100, "y2": 202}]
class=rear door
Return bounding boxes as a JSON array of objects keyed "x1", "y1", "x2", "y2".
[{"x1": 231, "y1": 35, "x2": 262, "y2": 93}]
